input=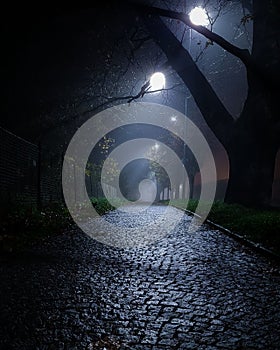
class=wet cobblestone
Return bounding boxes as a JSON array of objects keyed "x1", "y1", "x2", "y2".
[{"x1": 0, "y1": 206, "x2": 280, "y2": 349}]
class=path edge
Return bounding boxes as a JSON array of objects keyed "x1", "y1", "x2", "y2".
[{"x1": 172, "y1": 204, "x2": 280, "y2": 264}]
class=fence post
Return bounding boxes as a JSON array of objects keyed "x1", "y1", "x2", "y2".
[
  {"x1": 37, "y1": 141, "x2": 42, "y2": 211},
  {"x1": 61, "y1": 151, "x2": 64, "y2": 202}
]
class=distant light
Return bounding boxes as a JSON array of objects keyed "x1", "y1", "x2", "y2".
[
  {"x1": 189, "y1": 7, "x2": 209, "y2": 26},
  {"x1": 150, "y1": 72, "x2": 165, "y2": 91},
  {"x1": 154, "y1": 143, "x2": 160, "y2": 150},
  {"x1": 171, "y1": 116, "x2": 177, "y2": 122}
]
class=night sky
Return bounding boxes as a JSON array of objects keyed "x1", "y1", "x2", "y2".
[{"x1": 1, "y1": 5, "x2": 130, "y2": 138}]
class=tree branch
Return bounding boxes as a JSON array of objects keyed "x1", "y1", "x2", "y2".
[
  {"x1": 39, "y1": 83, "x2": 181, "y2": 139},
  {"x1": 143, "y1": 14, "x2": 234, "y2": 147},
  {"x1": 81, "y1": 83, "x2": 182, "y2": 114},
  {"x1": 128, "y1": 1, "x2": 279, "y2": 88},
  {"x1": 130, "y1": 2, "x2": 252, "y2": 66}
]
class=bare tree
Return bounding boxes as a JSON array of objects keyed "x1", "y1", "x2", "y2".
[{"x1": 125, "y1": 0, "x2": 279, "y2": 207}]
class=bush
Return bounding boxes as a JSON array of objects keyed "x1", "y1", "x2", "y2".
[
  {"x1": 90, "y1": 197, "x2": 126, "y2": 215},
  {"x1": 0, "y1": 202, "x2": 72, "y2": 252},
  {"x1": 0, "y1": 197, "x2": 125, "y2": 251},
  {"x1": 90, "y1": 197, "x2": 115, "y2": 215}
]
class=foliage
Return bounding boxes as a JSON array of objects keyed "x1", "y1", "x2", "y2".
[
  {"x1": 90, "y1": 197, "x2": 127, "y2": 215},
  {"x1": 86, "y1": 158, "x2": 120, "y2": 186},
  {"x1": 0, "y1": 197, "x2": 129, "y2": 252},
  {"x1": 90, "y1": 197, "x2": 115, "y2": 215},
  {"x1": 2, "y1": 195, "x2": 279, "y2": 258},
  {"x1": 98, "y1": 136, "x2": 115, "y2": 155},
  {"x1": 0, "y1": 203, "x2": 73, "y2": 252}
]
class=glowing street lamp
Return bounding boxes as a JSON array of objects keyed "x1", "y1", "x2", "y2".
[
  {"x1": 154, "y1": 143, "x2": 160, "y2": 150},
  {"x1": 150, "y1": 72, "x2": 165, "y2": 91},
  {"x1": 189, "y1": 7, "x2": 209, "y2": 26}
]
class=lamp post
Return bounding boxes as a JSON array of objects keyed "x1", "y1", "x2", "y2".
[{"x1": 179, "y1": 7, "x2": 209, "y2": 200}]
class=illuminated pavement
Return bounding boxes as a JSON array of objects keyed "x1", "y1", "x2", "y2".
[{"x1": 1, "y1": 206, "x2": 280, "y2": 349}]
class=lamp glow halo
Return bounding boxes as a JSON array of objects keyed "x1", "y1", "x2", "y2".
[{"x1": 62, "y1": 102, "x2": 217, "y2": 248}]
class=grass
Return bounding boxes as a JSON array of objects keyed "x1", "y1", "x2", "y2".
[
  {"x1": 2, "y1": 197, "x2": 280, "y2": 256},
  {"x1": 167, "y1": 199, "x2": 280, "y2": 255},
  {"x1": 0, "y1": 197, "x2": 123, "y2": 252},
  {"x1": 0, "y1": 203, "x2": 73, "y2": 252},
  {"x1": 90, "y1": 197, "x2": 126, "y2": 215}
]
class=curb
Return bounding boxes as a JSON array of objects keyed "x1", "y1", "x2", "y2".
[{"x1": 172, "y1": 205, "x2": 280, "y2": 264}]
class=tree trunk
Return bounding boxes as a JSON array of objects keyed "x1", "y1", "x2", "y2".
[
  {"x1": 143, "y1": 7, "x2": 280, "y2": 207},
  {"x1": 225, "y1": 138, "x2": 278, "y2": 207},
  {"x1": 188, "y1": 172, "x2": 195, "y2": 200},
  {"x1": 143, "y1": 15, "x2": 234, "y2": 148},
  {"x1": 225, "y1": 75, "x2": 279, "y2": 207},
  {"x1": 225, "y1": 0, "x2": 280, "y2": 206}
]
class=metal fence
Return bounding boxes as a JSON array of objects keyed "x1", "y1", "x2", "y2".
[
  {"x1": 0, "y1": 126, "x2": 279, "y2": 208},
  {"x1": 0, "y1": 127, "x2": 62, "y2": 208}
]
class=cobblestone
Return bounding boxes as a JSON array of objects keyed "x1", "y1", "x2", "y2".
[{"x1": 1, "y1": 205, "x2": 280, "y2": 349}]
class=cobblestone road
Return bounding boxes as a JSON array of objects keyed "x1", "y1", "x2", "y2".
[{"x1": 1, "y1": 206, "x2": 280, "y2": 349}]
